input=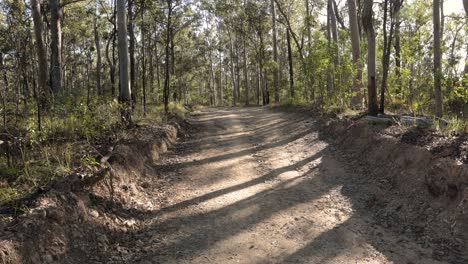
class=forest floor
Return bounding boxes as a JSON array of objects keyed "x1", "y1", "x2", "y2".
[{"x1": 1, "y1": 107, "x2": 467, "y2": 263}]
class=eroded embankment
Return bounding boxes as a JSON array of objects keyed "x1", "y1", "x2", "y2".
[
  {"x1": 322, "y1": 119, "x2": 468, "y2": 260},
  {"x1": 0, "y1": 120, "x2": 187, "y2": 264}
]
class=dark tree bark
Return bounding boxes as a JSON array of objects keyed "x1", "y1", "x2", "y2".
[
  {"x1": 463, "y1": 0, "x2": 468, "y2": 76},
  {"x1": 163, "y1": 0, "x2": 173, "y2": 113},
  {"x1": 141, "y1": 0, "x2": 146, "y2": 115},
  {"x1": 394, "y1": 0, "x2": 402, "y2": 94},
  {"x1": 433, "y1": 0, "x2": 443, "y2": 117},
  {"x1": 379, "y1": 0, "x2": 395, "y2": 114},
  {"x1": 50, "y1": 0, "x2": 62, "y2": 94}
]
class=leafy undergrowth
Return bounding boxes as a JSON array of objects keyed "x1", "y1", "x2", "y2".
[{"x1": 0, "y1": 101, "x2": 190, "y2": 212}]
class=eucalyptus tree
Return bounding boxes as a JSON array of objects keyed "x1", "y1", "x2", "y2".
[
  {"x1": 433, "y1": 0, "x2": 443, "y2": 117},
  {"x1": 117, "y1": 0, "x2": 132, "y2": 123},
  {"x1": 347, "y1": 0, "x2": 362, "y2": 108},
  {"x1": 362, "y1": 0, "x2": 378, "y2": 115}
]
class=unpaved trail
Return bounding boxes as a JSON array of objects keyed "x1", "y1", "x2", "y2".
[{"x1": 109, "y1": 107, "x2": 452, "y2": 264}]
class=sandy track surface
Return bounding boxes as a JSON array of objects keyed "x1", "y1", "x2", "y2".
[{"x1": 111, "y1": 107, "x2": 451, "y2": 264}]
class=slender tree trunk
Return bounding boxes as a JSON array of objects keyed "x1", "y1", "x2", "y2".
[
  {"x1": 362, "y1": 0, "x2": 378, "y2": 115},
  {"x1": 128, "y1": 0, "x2": 136, "y2": 103},
  {"x1": 141, "y1": 0, "x2": 146, "y2": 115},
  {"x1": 286, "y1": 29, "x2": 294, "y2": 98},
  {"x1": 380, "y1": 0, "x2": 395, "y2": 114},
  {"x1": 86, "y1": 58, "x2": 91, "y2": 107},
  {"x1": 433, "y1": 0, "x2": 443, "y2": 117},
  {"x1": 117, "y1": 0, "x2": 132, "y2": 123},
  {"x1": 394, "y1": 0, "x2": 402, "y2": 94},
  {"x1": 242, "y1": 32, "x2": 249, "y2": 106},
  {"x1": 271, "y1": 0, "x2": 279, "y2": 103},
  {"x1": 50, "y1": 0, "x2": 62, "y2": 94},
  {"x1": 110, "y1": 0, "x2": 117, "y2": 96},
  {"x1": 149, "y1": 33, "x2": 154, "y2": 94},
  {"x1": 235, "y1": 38, "x2": 241, "y2": 103},
  {"x1": 348, "y1": 0, "x2": 363, "y2": 108},
  {"x1": 229, "y1": 32, "x2": 237, "y2": 106},
  {"x1": 106, "y1": 30, "x2": 116, "y2": 97},
  {"x1": 305, "y1": 0, "x2": 311, "y2": 50},
  {"x1": 220, "y1": 68, "x2": 224, "y2": 106},
  {"x1": 94, "y1": 0, "x2": 102, "y2": 95},
  {"x1": 328, "y1": 0, "x2": 338, "y2": 64},
  {"x1": 31, "y1": 0, "x2": 48, "y2": 122},
  {"x1": 327, "y1": 0, "x2": 338, "y2": 93},
  {"x1": 258, "y1": 31, "x2": 265, "y2": 105},
  {"x1": 155, "y1": 42, "x2": 161, "y2": 97},
  {"x1": 164, "y1": 0, "x2": 173, "y2": 113},
  {"x1": 463, "y1": 0, "x2": 468, "y2": 76}
]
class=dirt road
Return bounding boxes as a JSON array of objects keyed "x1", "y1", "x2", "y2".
[{"x1": 110, "y1": 107, "x2": 454, "y2": 264}]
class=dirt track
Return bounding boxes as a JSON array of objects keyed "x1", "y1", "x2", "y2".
[{"x1": 109, "y1": 107, "x2": 457, "y2": 264}]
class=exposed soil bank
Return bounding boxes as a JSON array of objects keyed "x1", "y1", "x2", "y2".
[
  {"x1": 0, "y1": 121, "x2": 186, "y2": 263},
  {"x1": 321, "y1": 118, "x2": 468, "y2": 261}
]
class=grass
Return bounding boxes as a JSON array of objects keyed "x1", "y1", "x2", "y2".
[{"x1": 0, "y1": 99, "x2": 191, "y2": 209}]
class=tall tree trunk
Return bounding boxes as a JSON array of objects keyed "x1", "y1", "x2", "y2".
[
  {"x1": 327, "y1": 0, "x2": 338, "y2": 93},
  {"x1": 229, "y1": 32, "x2": 237, "y2": 106},
  {"x1": 348, "y1": 0, "x2": 363, "y2": 108},
  {"x1": 286, "y1": 29, "x2": 294, "y2": 98},
  {"x1": 258, "y1": 31, "x2": 265, "y2": 105},
  {"x1": 463, "y1": 0, "x2": 468, "y2": 76},
  {"x1": 163, "y1": 0, "x2": 173, "y2": 113},
  {"x1": 328, "y1": 0, "x2": 338, "y2": 64},
  {"x1": 155, "y1": 41, "x2": 161, "y2": 97},
  {"x1": 31, "y1": 0, "x2": 47, "y2": 130},
  {"x1": 379, "y1": 0, "x2": 395, "y2": 114},
  {"x1": 362, "y1": 0, "x2": 378, "y2": 115},
  {"x1": 50, "y1": 0, "x2": 62, "y2": 94},
  {"x1": 94, "y1": 0, "x2": 102, "y2": 95},
  {"x1": 394, "y1": 0, "x2": 402, "y2": 95},
  {"x1": 242, "y1": 32, "x2": 249, "y2": 106},
  {"x1": 305, "y1": 0, "x2": 311, "y2": 50},
  {"x1": 117, "y1": 0, "x2": 132, "y2": 123},
  {"x1": 128, "y1": 0, "x2": 136, "y2": 103},
  {"x1": 433, "y1": 0, "x2": 443, "y2": 117},
  {"x1": 149, "y1": 32, "x2": 154, "y2": 94},
  {"x1": 271, "y1": 0, "x2": 279, "y2": 103},
  {"x1": 141, "y1": 0, "x2": 146, "y2": 115},
  {"x1": 106, "y1": 30, "x2": 116, "y2": 97}
]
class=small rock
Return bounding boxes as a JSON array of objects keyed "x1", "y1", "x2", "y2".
[{"x1": 89, "y1": 210, "x2": 99, "y2": 218}]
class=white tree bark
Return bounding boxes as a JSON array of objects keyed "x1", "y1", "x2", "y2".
[{"x1": 117, "y1": 0, "x2": 131, "y2": 103}]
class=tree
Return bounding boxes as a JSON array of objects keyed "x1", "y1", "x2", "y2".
[
  {"x1": 50, "y1": 0, "x2": 62, "y2": 94},
  {"x1": 433, "y1": 0, "x2": 443, "y2": 117},
  {"x1": 362, "y1": 0, "x2": 378, "y2": 115},
  {"x1": 379, "y1": 0, "x2": 396, "y2": 114},
  {"x1": 463, "y1": 0, "x2": 468, "y2": 77},
  {"x1": 94, "y1": 0, "x2": 102, "y2": 95},
  {"x1": 270, "y1": 0, "x2": 279, "y2": 102},
  {"x1": 163, "y1": 0, "x2": 174, "y2": 113},
  {"x1": 348, "y1": 0, "x2": 363, "y2": 108},
  {"x1": 117, "y1": 0, "x2": 132, "y2": 123}
]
